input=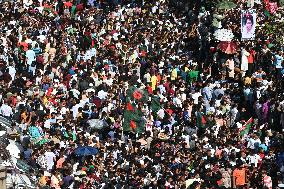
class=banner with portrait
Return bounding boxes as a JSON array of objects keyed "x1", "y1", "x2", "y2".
[{"x1": 241, "y1": 9, "x2": 256, "y2": 40}]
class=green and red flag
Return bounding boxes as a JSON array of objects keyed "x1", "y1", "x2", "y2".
[
  {"x1": 130, "y1": 120, "x2": 137, "y2": 130},
  {"x1": 150, "y1": 95, "x2": 160, "y2": 113},
  {"x1": 196, "y1": 112, "x2": 207, "y2": 128},
  {"x1": 126, "y1": 102, "x2": 135, "y2": 111},
  {"x1": 122, "y1": 104, "x2": 145, "y2": 133},
  {"x1": 122, "y1": 86, "x2": 148, "y2": 133},
  {"x1": 239, "y1": 117, "x2": 253, "y2": 136},
  {"x1": 126, "y1": 86, "x2": 148, "y2": 103}
]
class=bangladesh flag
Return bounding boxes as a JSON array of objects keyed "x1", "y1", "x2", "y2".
[
  {"x1": 122, "y1": 86, "x2": 148, "y2": 133},
  {"x1": 239, "y1": 117, "x2": 253, "y2": 136},
  {"x1": 122, "y1": 102, "x2": 145, "y2": 133},
  {"x1": 150, "y1": 95, "x2": 160, "y2": 112},
  {"x1": 126, "y1": 86, "x2": 148, "y2": 103},
  {"x1": 196, "y1": 112, "x2": 207, "y2": 128}
]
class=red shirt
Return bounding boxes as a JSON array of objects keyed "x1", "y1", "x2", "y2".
[
  {"x1": 18, "y1": 42, "x2": 28, "y2": 51},
  {"x1": 169, "y1": 88, "x2": 175, "y2": 96},
  {"x1": 248, "y1": 50, "x2": 255, "y2": 64},
  {"x1": 164, "y1": 82, "x2": 170, "y2": 92},
  {"x1": 147, "y1": 86, "x2": 153, "y2": 94},
  {"x1": 166, "y1": 108, "x2": 173, "y2": 116}
]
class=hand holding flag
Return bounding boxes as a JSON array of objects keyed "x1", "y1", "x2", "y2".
[{"x1": 239, "y1": 117, "x2": 253, "y2": 136}]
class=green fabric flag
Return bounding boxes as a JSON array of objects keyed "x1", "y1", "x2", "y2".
[
  {"x1": 72, "y1": 131, "x2": 77, "y2": 141},
  {"x1": 122, "y1": 105, "x2": 145, "y2": 133},
  {"x1": 150, "y1": 95, "x2": 160, "y2": 112},
  {"x1": 196, "y1": 112, "x2": 207, "y2": 128},
  {"x1": 71, "y1": 5, "x2": 76, "y2": 16},
  {"x1": 122, "y1": 86, "x2": 149, "y2": 133},
  {"x1": 239, "y1": 117, "x2": 253, "y2": 136},
  {"x1": 43, "y1": 8, "x2": 52, "y2": 13},
  {"x1": 84, "y1": 36, "x2": 92, "y2": 49},
  {"x1": 126, "y1": 86, "x2": 148, "y2": 103},
  {"x1": 267, "y1": 44, "x2": 274, "y2": 49}
]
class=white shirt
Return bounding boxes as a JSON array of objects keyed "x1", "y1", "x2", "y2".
[
  {"x1": 26, "y1": 49, "x2": 36, "y2": 65},
  {"x1": 60, "y1": 107, "x2": 68, "y2": 115},
  {"x1": 70, "y1": 89, "x2": 80, "y2": 99},
  {"x1": 44, "y1": 151, "x2": 56, "y2": 170},
  {"x1": 104, "y1": 78, "x2": 113, "y2": 86},
  {"x1": 247, "y1": 138, "x2": 261, "y2": 149},
  {"x1": 157, "y1": 84, "x2": 166, "y2": 94},
  {"x1": 157, "y1": 109, "x2": 165, "y2": 119},
  {"x1": 246, "y1": 154, "x2": 261, "y2": 167},
  {"x1": 152, "y1": 6, "x2": 158, "y2": 13},
  {"x1": 192, "y1": 92, "x2": 202, "y2": 105},
  {"x1": 0, "y1": 104, "x2": 13, "y2": 117},
  {"x1": 144, "y1": 73, "x2": 151, "y2": 83},
  {"x1": 173, "y1": 97, "x2": 182, "y2": 108},
  {"x1": 84, "y1": 51, "x2": 92, "y2": 61},
  {"x1": 72, "y1": 104, "x2": 82, "y2": 119},
  {"x1": 98, "y1": 90, "x2": 108, "y2": 100},
  {"x1": 44, "y1": 120, "x2": 51, "y2": 129},
  {"x1": 60, "y1": 141, "x2": 66, "y2": 148},
  {"x1": 8, "y1": 66, "x2": 16, "y2": 80}
]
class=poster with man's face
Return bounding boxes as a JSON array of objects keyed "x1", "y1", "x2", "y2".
[{"x1": 241, "y1": 9, "x2": 256, "y2": 40}]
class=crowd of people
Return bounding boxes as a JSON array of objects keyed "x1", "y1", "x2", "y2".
[{"x1": 0, "y1": 0, "x2": 284, "y2": 188}]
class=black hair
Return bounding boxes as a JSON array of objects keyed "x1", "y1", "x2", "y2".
[{"x1": 243, "y1": 14, "x2": 254, "y2": 26}]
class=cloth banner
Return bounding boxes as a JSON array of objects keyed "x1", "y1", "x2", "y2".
[
  {"x1": 241, "y1": 9, "x2": 256, "y2": 40},
  {"x1": 264, "y1": 0, "x2": 278, "y2": 14}
]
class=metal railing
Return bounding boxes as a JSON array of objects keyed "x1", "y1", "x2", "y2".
[{"x1": 0, "y1": 118, "x2": 36, "y2": 188}]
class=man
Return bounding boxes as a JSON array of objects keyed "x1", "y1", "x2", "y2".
[
  {"x1": 45, "y1": 146, "x2": 56, "y2": 171},
  {"x1": 274, "y1": 51, "x2": 283, "y2": 79},
  {"x1": 0, "y1": 99, "x2": 13, "y2": 118},
  {"x1": 232, "y1": 162, "x2": 247, "y2": 188},
  {"x1": 8, "y1": 62, "x2": 16, "y2": 81},
  {"x1": 247, "y1": 47, "x2": 255, "y2": 76},
  {"x1": 26, "y1": 44, "x2": 36, "y2": 67},
  {"x1": 252, "y1": 67, "x2": 266, "y2": 82},
  {"x1": 262, "y1": 171, "x2": 272, "y2": 189},
  {"x1": 202, "y1": 83, "x2": 213, "y2": 102}
]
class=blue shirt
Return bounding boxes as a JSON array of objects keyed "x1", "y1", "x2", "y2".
[
  {"x1": 202, "y1": 87, "x2": 212, "y2": 101},
  {"x1": 42, "y1": 83, "x2": 49, "y2": 92},
  {"x1": 24, "y1": 149, "x2": 32, "y2": 160},
  {"x1": 69, "y1": 68, "x2": 75, "y2": 75},
  {"x1": 259, "y1": 144, "x2": 268, "y2": 152},
  {"x1": 274, "y1": 54, "x2": 283, "y2": 68}
]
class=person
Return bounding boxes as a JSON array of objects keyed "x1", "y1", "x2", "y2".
[
  {"x1": 226, "y1": 56, "x2": 235, "y2": 79},
  {"x1": 262, "y1": 171, "x2": 273, "y2": 189},
  {"x1": 232, "y1": 163, "x2": 247, "y2": 188},
  {"x1": 26, "y1": 45, "x2": 36, "y2": 69},
  {"x1": 274, "y1": 51, "x2": 283, "y2": 79},
  {"x1": 0, "y1": 0, "x2": 283, "y2": 188},
  {"x1": 0, "y1": 99, "x2": 13, "y2": 118},
  {"x1": 44, "y1": 147, "x2": 56, "y2": 171},
  {"x1": 241, "y1": 47, "x2": 250, "y2": 76},
  {"x1": 247, "y1": 47, "x2": 255, "y2": 76}
]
